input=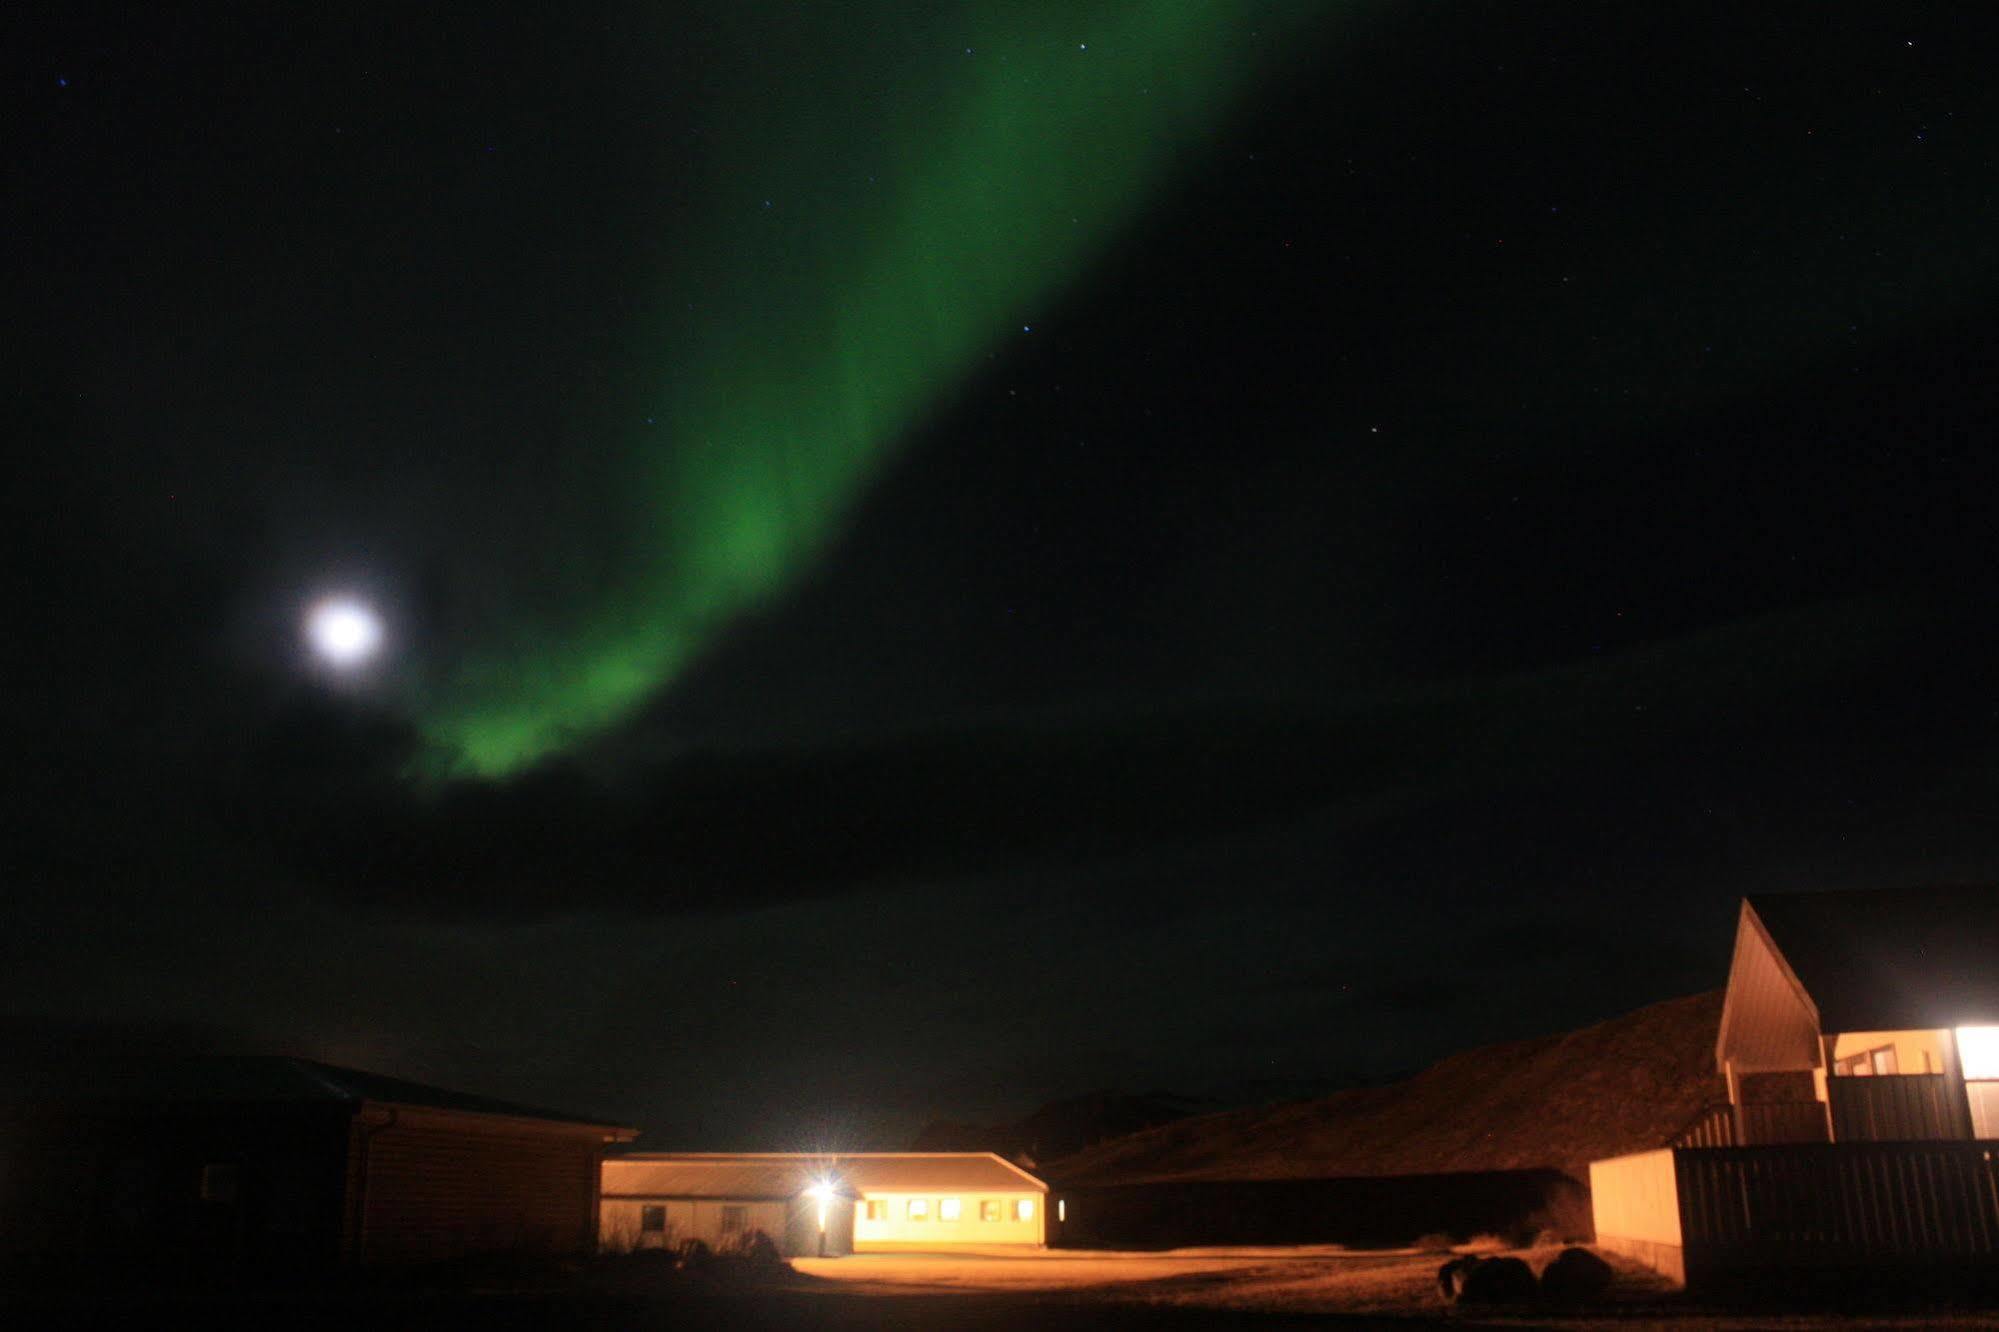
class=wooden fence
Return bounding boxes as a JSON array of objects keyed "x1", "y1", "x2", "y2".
[
  {"x1": 1742, "y1": 1100, "x2": 1830, "y2": 1145},
  {"x1": 1671, "y1": 1101, "x2": 1829, "y2": 1149},
  {"x1": 1596, "y1": 1140, "x2": 1999, "y2": 1288},
  {"x1": 1826, "y1": 1074, "x2": 1962, "y2": 1142},
  {"x1": 1676, "y1": 1141, "x2": 1999, "y2": 1278}
]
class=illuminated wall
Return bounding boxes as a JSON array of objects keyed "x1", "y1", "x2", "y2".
[
  {"x1": 1829, "y1": 1029, "x2": 1947, "y2": 1077},
  {"x1": 853, "y1": 1189, "x2": 1043, "y2": 1248}
]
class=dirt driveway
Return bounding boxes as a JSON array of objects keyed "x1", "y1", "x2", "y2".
[{"x1": 790, "y1": 1245, "x2": 1999, "y2": 1328}]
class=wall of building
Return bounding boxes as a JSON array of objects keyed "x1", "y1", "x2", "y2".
[
  {"x1": 346, "y1": 1106, "x2": 606, "y2": 1265},
  {"x1": 1830, "y1": 1029, "x2": 1947, "y2": 1076},
  {"x1": 0, "y1": 1106, "x2": 354, "y2": 1275},
  {"x1": 1588, "y1": 1149, "x2": 1685, "y2": 1285},
  {"x1": 1049, "y1": 1172, "x2": 1578, "y2": 1250},
  {"x1": 600, "y1": 1198, "x2": 789, "y2": 1252},
  {"x1": 853, "y1": 1189, "x2": 1043, "y2": 1247}
]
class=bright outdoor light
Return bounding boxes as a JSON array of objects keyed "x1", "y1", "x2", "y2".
[
  {"x1": 1957, "y1": 1026, "x2": 1999, "y2": 1080},
  {"x1": 307, "y1": 597, "x2": 384, "y2": 668}
]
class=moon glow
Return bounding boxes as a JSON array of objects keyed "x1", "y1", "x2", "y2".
[{"x1": 307, "y1": 597, "x2": 385, "y2": 668}]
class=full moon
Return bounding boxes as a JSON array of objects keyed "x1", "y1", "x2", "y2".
[{"x1": 306, "y1": 597, "x2": 385, "y2": 668}]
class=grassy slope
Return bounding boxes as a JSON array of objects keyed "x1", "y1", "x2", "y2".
[{"x1": 1050, "y1": 990, "x2": 1726, "y2": 1186}]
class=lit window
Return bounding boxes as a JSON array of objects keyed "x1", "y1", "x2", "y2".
[
  {"x1": 940, "y1": 1197, "x2": 962, "y2": 1221},
  {"x1": 908, "y1": 1198, "x2": 931, "y2": 1221},
  {"x1": 1058, "y1": 1199, "x2": 1066, "y2": 1222},
  {"x1": 1013, "y1": 1199, "x2": 1035, "y2": 1222},
  {"x1": 1834, "y1": 1044, "x2": 1898, "y2": 1077},
  {"x1": 640, "y1": 1205, "x2": 667, "y2": 1233},
  {"x1": 721, "y1": 1205, "x2": 747, "y2": 1234},
  {"x1": 1960, "y1": 1027, "x2": 1999, "y2": 1080},
  {"x1": 979, "y1": 1200, "x2": 1002, "y2": 1222},
  {"x1": 863, "y1": 1200, "x2": 887, "y2": 1221}
]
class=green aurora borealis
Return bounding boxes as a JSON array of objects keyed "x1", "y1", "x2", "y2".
[{"x1": 419, "y1": 4, "x2": 1326, "y2": 775}]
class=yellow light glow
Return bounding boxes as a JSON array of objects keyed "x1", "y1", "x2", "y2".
[
  {"x1": 940, "y1": 1197, "x2": 962, "y2": 1221},
  {"x1": 1958, "y1": 1027, "x2": 1999, "y2": 1080},
  {"x1": 817, "y1": 1202, "x2": 828, "y2": 1231},
  {"x1": 1015, "y1": 1199, "x2": 1035, "y2": 1222}
]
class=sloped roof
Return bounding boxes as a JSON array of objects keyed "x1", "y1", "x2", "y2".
[
  {"x1": 32, "y1": 1055, "x2": 633, "y2": 1132},
  {"x1": 1747, "y1": 886, "x2": 1999, "y2": 1032},
  {"x1": 833, "y1": 1152, "x2": 1045, "y2": 1193},
  {"x1": 606, "y1": 1152, "x2": 1044, "y2": 1199},
  {"x1": 604, "y1": 1155, "x2": 840, "y2": 1200}
]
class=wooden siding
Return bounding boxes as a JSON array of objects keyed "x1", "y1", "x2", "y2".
[
  {"x1": 601, "y1": 1195, "x2": 853, "y2": 1257},
  {"x1": 345, "y1": 1107, "x2": 605, "y2": 1266},
  {"x1": 1676, "y1": 1142, "x2": 1999, "y2": 1274},
  {"x1": 1827, "y1": 1075, "x2": 1960, "y2": 1142},
  {"x1": 1717, "y1": 904, "x2": 1822, "y2": 1072}
]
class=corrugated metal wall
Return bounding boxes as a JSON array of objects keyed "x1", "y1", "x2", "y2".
[{"x1": 346, "y1": 1108, "x2": 604, "y2": 1265}]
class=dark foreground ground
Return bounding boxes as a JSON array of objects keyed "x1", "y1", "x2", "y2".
[{"x1": 8, "y1": 1246, "x2": 1999, "y2": 1330}]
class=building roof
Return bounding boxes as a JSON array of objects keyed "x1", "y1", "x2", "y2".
[
  {"x1": 832, "y1": 1152, "x2": 1046, "y2": 1193},
  {"x1": 1746, "y1": 886, "x2": 1999, "y2": 1032},
  {"x1": 24, "y1": 1055, "x2": 635, "y2": 1134},
  {"x1": 605, "y1": 1152, "x2": 1045, "y2": 1200},
  {"x1": 603, "y1": 1155, "x2": 844, "y2": 1201}
]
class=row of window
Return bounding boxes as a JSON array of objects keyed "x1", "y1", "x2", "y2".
[
  {"x1": 638, "y1": 1198, "x2": 1036, "y2": 1232},
  {"x1": 862, "y1": 1197, "x2": 1035, "y2": 1223},
  {"x1": 1832, "y1": 1045, "x2": 1944, "y2": 1077}
]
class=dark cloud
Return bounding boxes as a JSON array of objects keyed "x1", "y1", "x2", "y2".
[{"x1": 241, "y1": 703, "x2": 1401, "y2": 919}]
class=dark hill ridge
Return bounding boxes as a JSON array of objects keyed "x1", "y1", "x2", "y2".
[
  {"x1": 912, "y1": 1090, "x2": 1212, "y2": 1164},
  {"x1": 1048, "y1": 990, "x2": 1726, "y2": 1187}
]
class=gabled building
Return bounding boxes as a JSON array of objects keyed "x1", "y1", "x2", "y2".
[
  {"x1": 1592, "y1": 887, "x2": 1999, "y2": 1288},
  {"x1": 0, "y1": 1056, "x2": 637, "y2": 1273},
  {"x1": 1716, "y1": 887, "x2": 1999, "y2": 1143},
  {"x1": 600, "y1": 1151, "x2": 1046, "y2": 1256},
  {"x1": 598, "y1": 1153, "x2": 858, "y2": 1257}
]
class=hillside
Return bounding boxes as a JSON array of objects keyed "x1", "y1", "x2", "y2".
[
  {"x1": 912, "y1": 1090, "x2": 1212, "y2": 1164},
  {"x1": 1049, "y1": 990, "x2": 1725, "y2": 1187}
]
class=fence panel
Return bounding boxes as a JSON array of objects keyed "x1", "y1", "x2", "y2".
[
  {"x1": 1741, "y1": 1101, "x2": 1828, "y2": 1145},
  {"x1": 1676, "y1": 1142, "x2": 1999, "y2": 1270},
  {"x1": 1828, "y1": 1075, "x2": 1958, "y2": 1142}
]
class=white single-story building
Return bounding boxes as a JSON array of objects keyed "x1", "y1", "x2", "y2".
[
  {"x1": 600, "y1": 1151, "x2": 1045, "y2": 1256},
  {"x1": 599, "y1": 1153, "x2": 857, "y2": 1257},
  {"x1": 839, "y1": 1152, "x2": 1047, "y2": 1249}
]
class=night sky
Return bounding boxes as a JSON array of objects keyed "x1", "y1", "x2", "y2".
[{"x1": 10, "y1": 3, "x2": 1999, "y2": 1147}]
